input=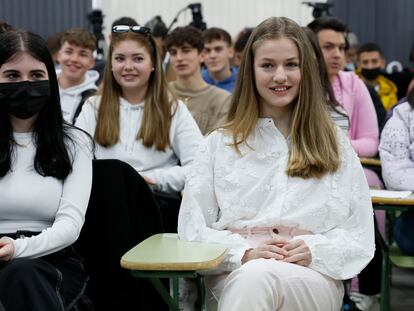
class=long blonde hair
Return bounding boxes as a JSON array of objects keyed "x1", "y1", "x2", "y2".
[
  {"x1": 226, "y1": 17, "x2": 340, "y2": 179},
  {"x1": 95, "y1": 31, "x2": 175, "y2": 150}
]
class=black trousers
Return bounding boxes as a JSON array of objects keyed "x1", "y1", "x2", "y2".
[
  {"x1": 357, "y1": 216, "x2": 383, "y2": 295},
  {"x1": 0, "y1": 237, "x2": 92, "y2": 311},
  {"x1": 153, "y1": 191, "x2": 182, "y2": 234}
]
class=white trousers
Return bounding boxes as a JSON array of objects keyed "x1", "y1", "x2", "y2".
[
  {"x1": 203, "y1": 259, "x2": 344, "y2": 311},
  {"x1": 181, "y1": 228, "x2": 344, "y2": 311},
  {"x1": 204, "y1": 259, "x2": 343, "y2": 311},
  {"x1": 203, "y1": 226, "x2": 344, "y2": 311}
]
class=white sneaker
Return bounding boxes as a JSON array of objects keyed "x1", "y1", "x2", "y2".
[{"x1": 349, "y1": 292, "x2": 378, "y2": 310}]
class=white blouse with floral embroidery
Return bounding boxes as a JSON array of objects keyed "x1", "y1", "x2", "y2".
[
  {"x1": 380, "y1": 101, "x2": 414, "y2": 191},
  {"x1": 178, "y1": 119, "x2": 375, "y2": 280}
]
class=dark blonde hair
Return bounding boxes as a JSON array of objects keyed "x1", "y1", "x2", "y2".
[
  {"x1": 225, "y1": 17, "x2": 340, "y2": 179},
  {"x1": 95, "y1": 30, "x2": 174, "y2": 150}
]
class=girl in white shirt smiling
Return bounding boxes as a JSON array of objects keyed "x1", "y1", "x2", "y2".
[
  {"x1": 178, "y1": 17, "x2": 374, "y2": 311},
  {"x1": 76, "y1": 25, "x2": 202, "y2": 232},
  {"x1": 0, "y1": 30, "x2": 93, "y2": 310}
]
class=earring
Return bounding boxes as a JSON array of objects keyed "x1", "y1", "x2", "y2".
[{"x1": 151, "y1": 67, "x2": 155, "y2": 71}]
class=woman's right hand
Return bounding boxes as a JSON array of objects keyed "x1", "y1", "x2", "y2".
[
  {"x1": 241, "y1": 237, "x2": 289, "y2": 264},
  {"x1": 0, "y1": 237, "x2": 14, "y2": 261}
]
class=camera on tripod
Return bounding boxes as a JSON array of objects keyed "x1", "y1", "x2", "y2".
[
  {"x1": 167, "y1": 2, "x2": 207, "y2": 33},
  {"x1": 188, "y1": 3, "x2": 207, "y2": 31},
  {"x1": 87, "y1": 9, "x2": 106, "y2": 60},
  {"x1": 302, "y1": 1, "x2": 333, "y2": 18}
]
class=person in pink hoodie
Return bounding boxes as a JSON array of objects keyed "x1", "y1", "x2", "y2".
[
  {"x1": 308, "y1": 17, "x2": 382, "y2": 311},
  {"x1": 308, "y1": 17, "x2": 382, "y2": 189}
]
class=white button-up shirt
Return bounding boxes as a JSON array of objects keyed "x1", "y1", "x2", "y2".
[{"x1": 178, "y1": 119, "x2": 374, "y2": 280}]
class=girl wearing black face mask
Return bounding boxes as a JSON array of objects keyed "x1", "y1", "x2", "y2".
[{"x1": 0, "y1": 30, "x2": 94, "y2": 310}]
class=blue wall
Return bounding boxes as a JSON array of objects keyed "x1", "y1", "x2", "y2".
[
  {"x1": 0, "y1": 0, "x2": 93, "y2": 39},
  {"x1": 329, "y1": 0, "x2": 414, "y2": 67}
]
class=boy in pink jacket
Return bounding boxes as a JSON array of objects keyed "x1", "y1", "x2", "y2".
[{"x1": 308, "y1": 16, "x2": 382, "y2": 311}]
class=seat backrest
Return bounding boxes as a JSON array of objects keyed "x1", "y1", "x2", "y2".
[{"x1": 77, "y1": 159, "x2": 167, "y2": 310}]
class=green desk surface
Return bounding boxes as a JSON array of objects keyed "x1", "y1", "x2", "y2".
[{"x1": 120, "y1": 233, "x2": 227, "y2": 271}]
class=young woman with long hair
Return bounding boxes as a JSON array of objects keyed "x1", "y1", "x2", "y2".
[
  {"x1": 0, "y1": 30, "x2": 93, "y2": 310},
  {"x1": 76, "y1": 25, "x2": 202, "y2": 232},
  {"x1": 178, "y1": 17, "x2": 374, "y2": 311}
]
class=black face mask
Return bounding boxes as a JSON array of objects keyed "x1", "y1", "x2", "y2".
[
  {"x1": 361, "y1": 67, "x2": 382, "y2": 81},
  {"x1": 0, "y1": 80, "x2": 51, "y2": 119}
]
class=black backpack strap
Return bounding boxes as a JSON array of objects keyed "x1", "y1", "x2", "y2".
[{"x1": 72, "y1": 88, "x2": 97, "y2": 124}]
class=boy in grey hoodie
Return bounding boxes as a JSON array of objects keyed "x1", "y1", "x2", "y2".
[{"x1": 57, "y1": 28, "x2": 98, "y2": 124}]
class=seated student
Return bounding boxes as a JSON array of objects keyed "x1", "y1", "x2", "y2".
[
  {"x1": 57, "y1": 28, "x2": 99, "y2": 124},
  {"x1": 201, "y1": 27, "x2": 239, "y2": 93},
  {"x1": 0, "y1": 30, "x2": 93, "y2": 310},
  {"x1": 76, "y1": 24, "x2": 202, "y2": 233},
  {"x1": 356, "y1": 42, "x2": 398, "y2": 111},
  {"x1": 345, "y1": 35, "x2": 387, "y2": 130},
  {"x1": 308, "y1": 17, "x2": 383, "y2": 310},
  {"x1": 92, "y1": 16, "x2": 140, "y2": 87},
  {"x1": 379, "y1": 87, "x2": 414, "y2": 254},
  {"x1": 308, "y1": 17, "x2": 382, "y2": 190},
  {"x1": 165, "y1": 26, "x2": 231, "y2": 135},
  {"x1": 305, "y1": 26, "x2": 384, "y2": 311},
  {"x1": 178, "y1": 17, "x2": 374, "y2": 311}
]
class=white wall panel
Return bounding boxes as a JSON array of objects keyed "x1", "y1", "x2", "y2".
[{"x1": 96, "y1": 0, "x2": 325, "y2": 40}]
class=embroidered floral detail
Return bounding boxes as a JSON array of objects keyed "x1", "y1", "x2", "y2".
[
  {"x1": 380, "y1": 102, "x2": 414, "y2": 189},
  {"x1": 179, "y1": 124, "x2": 374, "y2": 279}
]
